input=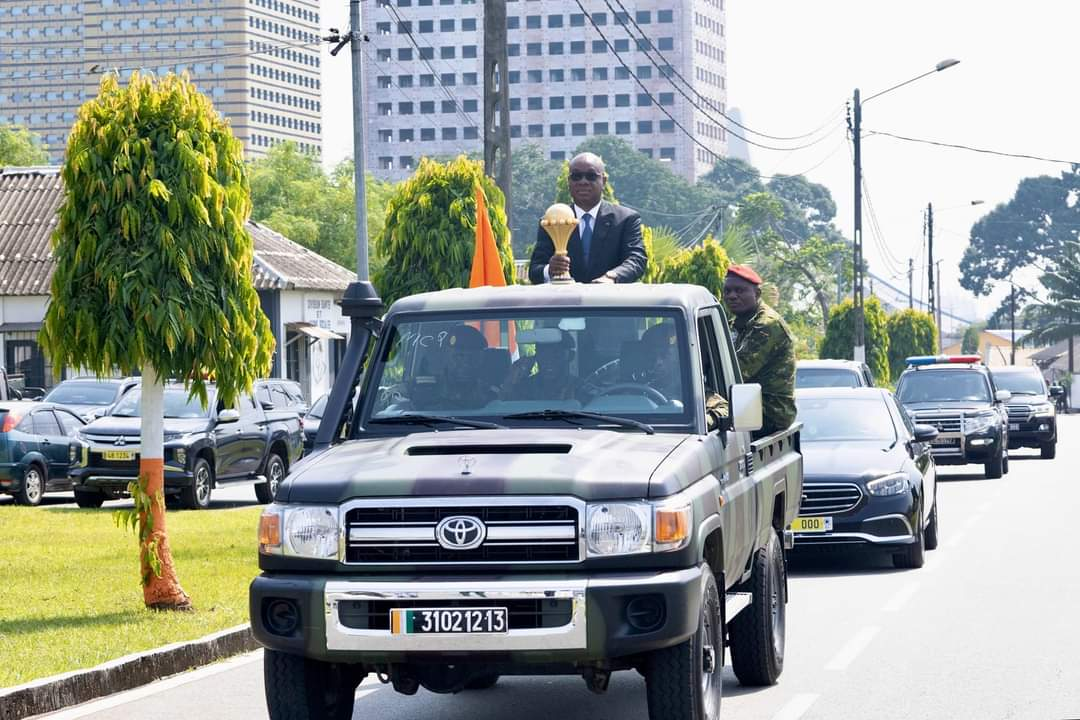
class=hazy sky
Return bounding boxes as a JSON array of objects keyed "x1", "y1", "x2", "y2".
[{"x1": 319, "y1": 1, "x2": 1080, "y2": 330}]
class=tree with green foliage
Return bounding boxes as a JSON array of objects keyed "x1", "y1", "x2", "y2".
[
  {"x1": 820, "y1": 297, "x2": 890, "y2": 384},
  {"x1": 0, "y1": 124, "x2": 50, "y2": 166},
  {"x1": 40, "y1": 72, "x2": 275, "y2": 610},
  {"x1": 374, "y1": 156, "x2": 514, "y2": 306},
  {"x1": 698, "y1": 156, "x2": 764, "y2": 206},
  {"x1": 886, "y1": 309, "x2": 938, "y2": 380},
  {"x1": 961, "y1": 322, "x2": 987, "y2": 354},
  {"x1": 509, "y1": 144, "x2": 562, "y2": 256},
  {"x1": 248, "y1": 142, "x2": 394, "y2": 271},
  {"x1": 656, "y1": 238, "x2": 731, "y2": 297},
  {"x1": 641, "y1": 225, "x2": 681, "y2": 284},
  {"x1": 1021, "y1": 240, "x2": 1080, "y2": 349}
]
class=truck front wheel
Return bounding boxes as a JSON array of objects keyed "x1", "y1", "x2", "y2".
[
  {"x1": 984, "y1": 448, "x2": 1004, "y2": 479},
  {"x1": 255, "y1": 453, "x2": 285, "y2": 504},
  {"x1": 1041, "y1": 441, "x2": 1057, "y2": 459},
  {"x1": 264, "y1": 648, "x2": 362, "y2": 720},
  {"x1": 180, "y1": 458, "x2": 213, "y2": 510},
  {"x1": 644, "y1": 566, "x2": 722, "y2": 720},
  {"x1": 729, "y1": 528, "x2": 786, "y2": 686}
]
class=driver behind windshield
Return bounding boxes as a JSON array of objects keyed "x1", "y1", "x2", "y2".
[
  {"x1": 640, "y1": 323, "x2": 728, "y2": 431},
  {"x1": 428, "y1": 325, "x2": 499, "y2": 410},
  {"x1": 502, "y1": 331, "x2": 578, "y2": 401}
]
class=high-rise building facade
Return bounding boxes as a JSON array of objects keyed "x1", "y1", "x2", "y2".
[
  {"x1": 362, "y1": 0, "x2": 727, "y2": 182},
  {"x1": 0, "y1": 0, "x2": 324, "y2": 163}
]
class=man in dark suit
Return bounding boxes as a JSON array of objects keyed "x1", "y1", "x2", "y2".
[{"x1": 528, "y1": 153, "x2": 647, "y2": 284}]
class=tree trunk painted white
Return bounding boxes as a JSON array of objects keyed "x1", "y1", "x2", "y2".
[{"x1": 140, "y1": 364, "x2": 164, "y2": 462}]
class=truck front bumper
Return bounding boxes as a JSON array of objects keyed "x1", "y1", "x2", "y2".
[
  {"x1": 250, "y1": 567, "x2": 704, "y2": 664},
  {"x1": 68, "y1": 465, "x2": 193, "y2": 495}
]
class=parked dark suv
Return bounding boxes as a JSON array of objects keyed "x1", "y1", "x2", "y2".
[
  {"x1": 990, "y1": 365, "x2": 1060, "y2": 459},
  {"x1": 895, "y1": 356, "x2": 1011, "y2": 479}
]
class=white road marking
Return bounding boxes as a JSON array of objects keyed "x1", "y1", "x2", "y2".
[
  {"x1": 882, "y1": 583, "x2": 921, "y2": 612},
  {"x1": 922, "y1": 554, "x2": 944, "y2": 573},
  {"x1": 39, "y1": 651, "x2": 263, "y2": 719},
  {"x1": 946, "y1": 529, "x2": 969, "y2": 549},
  {"x1": 770, "y1": 693, "x2": 820, "y2": 720},
  {"x1": 975, "y1": 501, "x2": 992, "y2": 514},
  {"x1": 962, "y1": 515, "x2": 981, "y2": 531},
  {"x1": 825, "y1": 627, "x2": 880, "y2": 671}
]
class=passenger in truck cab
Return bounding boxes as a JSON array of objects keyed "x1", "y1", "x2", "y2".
[
  {"x1": 501, "y1": 331, "x2": 578, "y2": 401},
  {"x1": 639, "y1": 322, "x2": 728, "y2": 430}
]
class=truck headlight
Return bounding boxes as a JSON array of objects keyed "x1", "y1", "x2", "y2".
[
  {"x1": 69, "y1": 444, "x2": 78, "y2": 463},
  {"x1": 259, "y1": 505, "x2": 340, "y2": 559},
  {"x1": 1033, "y1": 403, "x2": 1055, "y2": 417},
  {"x1": 963, "y1": 412, "x2": 996, "y2": 434},
  {"x1": 866, "y1": 473, "x2": 908, "y2": 497},
  {"x1": 587, "y1": 503, "x2": 651, "y2": 556}
]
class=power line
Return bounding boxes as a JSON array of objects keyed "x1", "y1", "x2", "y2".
[
  {"x1": 620, "y1": 203, "x2": 718, "y2": 219},
  {"x1": 865, "y1": 129, "x2": 1080, "y2": 165},
  {"x1": 681, "y1": 206, "x2": 723, "y2": 247},
  {"x1": 603, "y1": 0, "x2": 842, "y2": 151},
  {"x1": 606, "y1": 0, "x2": 845, "y2": 144}
]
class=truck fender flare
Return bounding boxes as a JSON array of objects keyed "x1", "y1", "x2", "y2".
[{"x1": 697, "y1": 514, "x2": 723, "y2": 563}]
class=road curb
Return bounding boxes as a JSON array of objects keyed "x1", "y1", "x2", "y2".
[{"x1": 0, "y1": 624, "x2": 259, "y2": 720}]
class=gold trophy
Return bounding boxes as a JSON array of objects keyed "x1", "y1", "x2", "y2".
[{"x1": 541, "y1": 203, "x2": 579, "y2": 284}]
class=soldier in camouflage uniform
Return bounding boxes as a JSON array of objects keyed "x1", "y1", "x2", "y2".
[{"x1": 723, "y1": 265, "x2": 796, "y2": 436}]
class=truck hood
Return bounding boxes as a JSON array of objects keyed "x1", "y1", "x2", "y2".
[
  {"x1": 801, "y1": 440, "x2": 904, "y2": 482},
  {"x1": 282, "y1": 429, "x2": 695, "y2": 503},
  {"x1": 81, "y1": 415, "x2": 212, "y2": 436},
  {"x1": 901, "y1": 401, "x2": 992, "y2": 415}
]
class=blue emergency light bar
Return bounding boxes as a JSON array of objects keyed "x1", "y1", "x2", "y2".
[{"x1": 905, "y1": 355, "x2": 982, "y2": 367}]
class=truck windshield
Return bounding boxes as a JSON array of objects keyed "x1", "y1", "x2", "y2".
[
  {"x1": 796, "y1": 396, "x2": 896, "y2": 443},
  {"x1": 896, "y1": 370, "x2": 992, "y2": 403},
  {"x1": 110, "y1": 387, "x2": 212, "y2": 418},
  {"x1": 990, "y1": 371, "x2": 1045, "y2": 396},
  {"x1": 795, "y1": 368, "x2": 861, "y2": 389},
  {"x1": 361, "y1": 310, "x2": 694, "y2": 430}
]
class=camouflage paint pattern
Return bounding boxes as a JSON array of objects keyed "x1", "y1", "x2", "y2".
[{"x1": 730, "y1": 301, "x2": 797, "y2": 434}]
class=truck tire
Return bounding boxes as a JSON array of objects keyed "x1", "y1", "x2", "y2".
[
  {"x1": 984, "y1": 448, "x2": 1004, "y2": 479},
  {"x1": 14, "y1": 464, "x2": 45, "y2": 506},
  {"x1": 74, "y1": 489, "x2": 105, "y2": 509},
  {"x1": 924, "y1": 501, "x2": 939, "y2": 551},
  {"x1": 179, "y1": 458, "x2": 213, "y2": 510},
  {"x1": 255, "y1": 453, "x2": 285, "y2": 504},
  {"x1": 263, "y1": 648, "x2": 359, "y2": 720},
  {"x1": 464, "y1": 674, "x2": 500, "y2": 690},
  {"x1": 729, "y1": 528, "x2": 785, "y2": 687},
  {"x1": 893, "y1": 512, "x2": 925, "y2": 569},
  {"x1": 1041, "y1": 441, "x2": 1057, "y2": 459},
  {"x1": 644, "y1": 567, "x2": 722, "y2": 720}
]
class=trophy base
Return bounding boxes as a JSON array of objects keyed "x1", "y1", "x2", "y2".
[{"x1": 551, "y1": 274, "x2": 575, "y2": 285}]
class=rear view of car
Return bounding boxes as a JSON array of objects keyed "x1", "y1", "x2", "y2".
[
  {"x1": 795, "y1": 360, "x2": 875, "y2": 389},
  {"x1": 990, "y1": 366, "x2": 1059, "y2": 459},
  {"x1": 44, "y1": 377, "x2": 138, "y2": 421},
  {"x1": 0, "y1": 402, "x2": 85, "y2": 506}
]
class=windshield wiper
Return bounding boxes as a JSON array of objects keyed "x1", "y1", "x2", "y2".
[
  {"x1": 1008, "y1": 390, "x2": 1038, "y2": 395},
  {"x1": 503, "y1": 409, "x2": 655, "y2": 435},
  {"x1": 368, "y1": 413, "x2": 506, "y2": 430}
]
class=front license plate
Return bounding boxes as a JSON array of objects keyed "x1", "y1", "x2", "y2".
[
  {"x1": 931, "y1": 438, "x2": 958, "y2": 447},
  {"x1": 1009, "y1": 423, "x2": 1020, "y2": 431},
  {"x1": 391, "y1": 607, "x2": 508, "y2": 635},
  {"x1": 790, "y1": 516, "x2": 832, "y2": 533},
  {"x1": 102, "y1": 450, "x2": 136, "y2": 461}
]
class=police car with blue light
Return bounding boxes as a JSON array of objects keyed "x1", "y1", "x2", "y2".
[{"x1": 894, "y1": 355, "x2": 1011, "y2": 479}]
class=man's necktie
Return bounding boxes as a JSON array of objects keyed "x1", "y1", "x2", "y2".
[{"x1": 580, "y1": 213, "x2": 593, "y2": 262}]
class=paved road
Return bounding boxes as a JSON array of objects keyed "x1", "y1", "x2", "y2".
[{"x1": 38, "y1": 416, "x2": 1080, "y2": 719}]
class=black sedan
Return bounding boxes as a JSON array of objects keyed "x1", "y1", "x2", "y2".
[{"x1": 791, "y1": 388, "x2": 940, "y2": 569}]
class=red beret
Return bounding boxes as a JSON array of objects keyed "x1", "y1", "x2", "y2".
[{"x1": 727, "y1": 264, "x2": 763, "y2": 285}]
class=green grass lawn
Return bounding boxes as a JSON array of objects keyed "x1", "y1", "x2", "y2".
[{"x1": 0, "y1": 505, "x2": 263, "y2": 688}]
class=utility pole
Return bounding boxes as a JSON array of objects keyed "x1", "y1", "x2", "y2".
[
  {"x1": 328, "y1": 8, "x2": 371, "y2": 281},
  {"x1": 926, "y1": 202, "x2": 935, "y2": 326},
  {"x1": 1010, "y1": 282, "x2": 1017, "y2": 365},
  {"x1": 483, "y1": 0, "x2": 512, "y2": 215},
  {"x1": 936, "y1": 260, "x2": 943, "y2": 350},
  {"x1": 908, "y1": 258, "x2": 914, "y2": 309},
  {"x1": 850, "y1": 90, "x2": 865, "y2": 362}
]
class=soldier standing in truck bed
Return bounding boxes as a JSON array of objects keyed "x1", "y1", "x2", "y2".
[{"x1": 723, "y1": 264, "x2": 796, "y2": 436}]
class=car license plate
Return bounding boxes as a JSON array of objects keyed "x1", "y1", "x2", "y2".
[
  {"x1": 390, "y1": 607, "x2": 508, "y2": 635},
  {"x1": 790, "y1": 516, "x2": 832, "y2": 533},
  {"x1": 103, "y1": 450, "x2": 136, "y2": 461},
  {"x1": 931, "y1": 438, "x2": 958, "y2": 447},
  {"x1": 1009, "y1": 423, "x2": 1020, "y2": 431}
]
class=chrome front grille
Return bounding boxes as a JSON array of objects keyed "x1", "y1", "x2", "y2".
[
  {"x1": 913, "y1": 412, "x2": 963, "y2": 434},
  {"x1": 1007, "y1": 405, "x2": 1032, "y2": 423},
  {"x1": 343, "y1": 499, "x2": 583, "y2": 564},
  {"x1": 799, "y1": 483, "x2": 863, "y2": 514}
]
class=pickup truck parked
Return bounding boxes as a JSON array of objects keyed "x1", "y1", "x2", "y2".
[
  {"x1": 250, "y1": 282, "x2": 803, "y2": 720},
  {"x1": 68, "y1": 381, "x2": 303, "y2": 508}
]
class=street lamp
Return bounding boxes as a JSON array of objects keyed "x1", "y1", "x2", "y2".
[{"x1": 851, "y1": 58, "x2": 961, "y2": 362}]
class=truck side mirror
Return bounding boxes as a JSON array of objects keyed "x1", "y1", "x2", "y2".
[
  {"x1": 994, "y1": 390, "x2": 1012, "y2": 403},
  {"x1": 912, "y1": 424, "x2": 939, "y2": 443},
  {"x1": 730, "y1": 383, "x2": 763, "y2": 433},
  {"x1": 261, "y1": 400, "x2": 276, "y2": 411}
]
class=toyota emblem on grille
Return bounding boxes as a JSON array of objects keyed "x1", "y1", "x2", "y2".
[
  {"x1": 435, "y1": 516, "x2": 486, "y2": 551},
  {"x1": 458, "y1": 455, "x2": 476, "y2": 475}
]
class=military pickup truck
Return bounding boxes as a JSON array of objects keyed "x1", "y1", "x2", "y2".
[
  {"x1": 68, "y1": 381, "x2": 303, "y2": 508},
  {"x1": 250, "y1": 282, "x2": 803, "y2": 720}
]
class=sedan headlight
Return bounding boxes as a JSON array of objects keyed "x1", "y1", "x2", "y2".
[
  {"x1": 259, "y1": 505, "x2": 340, "y2": 559},
  {"x1": 963, "y1": 412, "x2": 996, "y2": 434},
  {"x1": 866, "y1": 473, "x2": 908, "y2": 497},
  {"x1": 586, "y1": 501, "x2": 692, "y2": 557},
  {"x1": 1032, "y1": 403, "x2": 1055, "y2": 417}
]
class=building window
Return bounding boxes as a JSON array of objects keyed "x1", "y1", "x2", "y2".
[
  {"x1": 526, "y1": 15, "x2": 541, "y2": 28},
  {"x1": 640, "y1": 148, "x2": 653, "y2": 158},
  {"x1": 378, "y1": 129, "x2": 393, "y2": 142},
  {"x1": 378, "y1": 156, "x2": 393, "y2": 170},
  {"x1": 441, "y1": 46, "x2": 456, "y2": 59},
  {"x1": 636, "y1": 38, "x2": 652, "y2": 51},
  {"x1": 508, "y1": 71, "x2": 521, "y2": 84},
  {"x1": 463, "y1": 45, "x2": 477, "y2": 58},
  {"x1": 400, "y1": 129, "x2": 415, "y2": 142},
  {"x1": 659, "y1": 147, "x2": 675, "y2": 160},
  {"x1": 615, "y1": 121, "x2": 631, "y2": 135},
  {"x1": 658, "y1": 9, "x2": 673, "y2": 22},
  {"x1": 463, "y1": 72, "x2": 478, "y2": 85},
  {"x1": 615, "y1": 67, "x2": 630, "y2": 80},
  {"x1": 593, "y1": 122, "x2": 609, "y2": 135},
  {"x1": 419, "y1": 19, "x2": 433, "y2": 32},
  {"x1": 592, "y1": 40, "x2": 606, "y2": 53},
  {"x1": 549, "y1": 69, "x2": 565, "y2": 82},
  {"x1": 442, "y1": 100, "x2": 457, "y2": 113},
  {"x1": 571, "y1": 95, "x2": 586, "y2": 109},
  {"x1": 420, "y1": 74, "x2": 435, "y2": 86},
  {"x1": 399, "y1": 75, "x2": 414, "y2": 88},
  {"x1": 464, "y1": 126, "x2": 479, "y2": 139},
  {"x1": 463, "y1": 99, "x2": 478, "y2": 112},
  {"x1": 570, "y1": 40, "x2": 585, "y2": 54},
  {"x1": 399, "y1": 102, "x2": 414, "y2": 115},
  {"x1": 511, "y1": 125, "x2": 521, "y2": 138},
  {"x1": 527, "y1": 97, "x2": 542, "y2": 110},
  {"x1": 550, "y1": 124, "x2": 565, "y2": 137},
  {"x1": 461, "y1": 17, "x2": 476, "y2": 30},
  {"x1": 571, "y1": 68, "x2": 586, "y2": 82},
  {"x1": 551, "y1": 151, "x2": 566, "y2": 161},
  {"x1": 527, "y1": 69, "x2": 543, "y2": 83},
  {"x1": 592, "y1": 67, "x2": 608, "y2": 81},
  {"x1": 593, "y1": 12, "x2": 607, "y2": 25},
  {"x1": 509, "y1": 98, "x2": 521, "y2": 110},
  {"x1": 440, "y1": 18, "x2": 455, "y2": 31},
  {"x1": 635, "y1": 10, "x2": 651, "y2": 23},
  {"x1": 528, "y1": 124, "x2": 543, "y2": 138},
  {"x1": 658, "y1": 37, "x2": 674, "y2": 51},
  {"x1": 421, "y1": 128, "x2": 435, "y2": 140},
  {"x1": 442, "y1": 127, "x2": 458, "y2": 140},
  {"x1": 420, "y1": 46, "x2": 435, "y2": 59},
  {"x1": 548, "y1": 14, "x2": 563, "y2": 27},
  {"x1": 637, "y1": 65, "x2": 653, "y2": 79},
  {"x1": 527, "y1": 42, "x2": 542, "y2": 56},
  {"x1": 613, "y1": 39, "x2": 629, "y2": 52},
  {"x1": 398, "y1": 21, "x2": 412, "y2": 33},
  {"x1": 593, "y1": 95, "x2": 608, "y2": 108},
  {"x1": 399, "y1": 156, "x2": 415, "y2": 169},
  {"x1": 569, "y1": 13, "x2": 584, "y2": 26},
  {"x1": 378, "y1": 75, "x2": 392, "y2": 89},
  {"x1": 660, "y1": 119, "x2": 675, "y2": 133},
  {"x1": 507, "y1": 16, "x2": 519, "y2": 29},
  {"x1": 398, "y1": 48, "x2": 413, "y2": 61},
  {"x1": 441, "y1": 73, "x2": 456, "y2": 86},
  {"x1": 637, "y1": 120, "x2": 653, "y2": 134},
  {"x1": 636, "y1": 93, "x2": 652, "y2": 107},
  {"x1": 420, "y1": 101, "x2": 435, "y2": 114},
  {"x1": 550, "y1": 96, "x2": 565, "y2": 109},
  {"x1": 571, "y1": 122, "x2": 586, "y2": 136},
  {"x1": 615, "y1": 94, "x2": 630, "y2": 107},
  {"x1": 549, "y1": 42, "x2": 564, "y2": 55},
  {"x1": 658, "y1": 92, "x2": 674, "y2": 106}
]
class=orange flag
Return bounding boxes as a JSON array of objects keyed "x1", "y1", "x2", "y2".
[{"x1": 469, "y1": 185, "x2": 515, "y2": 351}]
